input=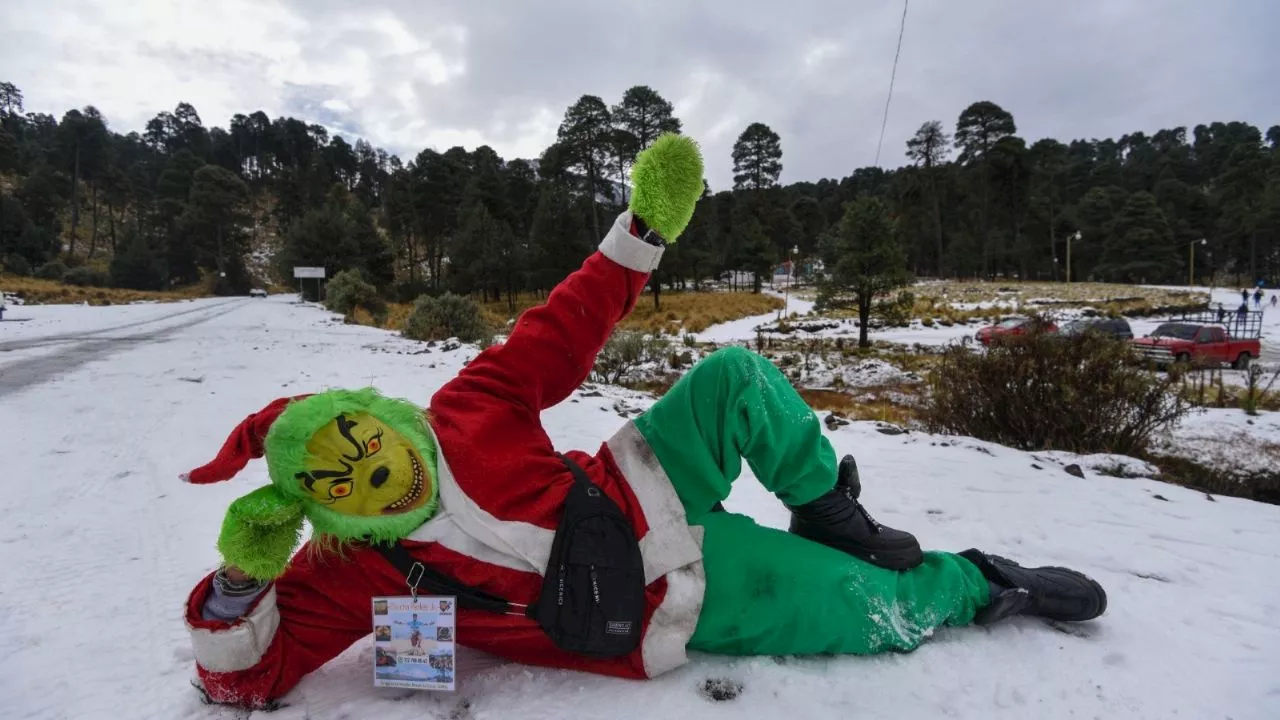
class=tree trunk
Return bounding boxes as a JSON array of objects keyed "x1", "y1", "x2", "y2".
[
  {"x1": 931, "y1": 173, "x2": 944, "y2": 278},
  {"x1": 650, "y1": 275, "x2": 661, "y2": 310},
  {"x1": 979, "y1": 165, "x2": 990, "y2": 277},
  {"x1": 407, "y1": 229, "x2": 418, "y2": 282},
  {"x1": 1250, "y1": 228, "x2": 1257, "y2": 282},
  {"x1": 585, "y1": 162, "x2": 601, "y2": 240},
  {"x1": 1048, "y1": 192, "x2": 1057, "y2": 282},
  {"x1": 857, "y1": 290, "x2": 872, "y2": 348},
  {"x1": 87, "y1": 182, "x2": 100, "y2": 259},
  {"x1": 69, "y1": 143, "x2": 80, "y2": 256}
]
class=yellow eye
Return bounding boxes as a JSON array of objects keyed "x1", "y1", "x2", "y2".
[
  {"x1": 367, "y1": 437, "x2": 382, "y2": 455},
  {"x1": 329, "y1": 481, "x2": 353, "y2": 499}
]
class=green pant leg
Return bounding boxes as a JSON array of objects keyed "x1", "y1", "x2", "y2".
[
  {"x1": 688, "y1": 512, "x2": 990, "y2": 656},
  {"x1": 633, "y1": 347, "x2": 838, "y2": 517}
]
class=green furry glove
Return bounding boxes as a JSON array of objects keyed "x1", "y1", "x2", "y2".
[
  {"x1": 629, "y1": 133, "x2": 705, "y2": 243},
  {"x1": 217, "y1": 485, "x2": 305, "y2": 581}
]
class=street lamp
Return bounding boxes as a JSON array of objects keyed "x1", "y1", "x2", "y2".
[
  {"x1": 782, "y1": 245, "x2": 799, "y2": 320},
  {"x1": 1189, "y1": 238, "x2": 1206, "y2": 288},
  {"x1": 1067, "y1": 231, "x2": 1081, "y2": 284}
]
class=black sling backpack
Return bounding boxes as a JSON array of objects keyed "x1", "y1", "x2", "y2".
[{"x1": 374, "y1": 453, "x2": 646, "y2": 658}]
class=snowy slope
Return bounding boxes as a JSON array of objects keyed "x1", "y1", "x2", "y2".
[{"x1": 1, "y1": 296, "x2": 1279, "y2": 720}]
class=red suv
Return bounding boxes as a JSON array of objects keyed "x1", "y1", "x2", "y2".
[{"x1": 976, "y1": 317, "x2": 1058, "y2": 346}]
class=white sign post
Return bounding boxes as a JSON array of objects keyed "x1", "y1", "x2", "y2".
[{"x1": 293, "y1": 267, "x2": 326, "y2": 300}]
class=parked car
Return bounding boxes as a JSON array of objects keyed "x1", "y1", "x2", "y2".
[
  {"x1": 1057, "y1": 318, "x2": 1134, "y2": 340},
  {"x1": 1130, "y1": 323, "x2": 1259, "y2": 369},
  {"x1": 249, "y1": 288, "x2": 268, "y2": 298},
  {"x1": 975, "y1": 317, "x2": 1058, "y2": 346}
]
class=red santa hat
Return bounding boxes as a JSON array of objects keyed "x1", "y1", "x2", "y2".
[{"x1": 182, "y1": 395, "x2": 312, "y2": 484}]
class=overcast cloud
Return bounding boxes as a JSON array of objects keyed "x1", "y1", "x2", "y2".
[{"x1": 2, "y1": 0, "x2": 1277, "y2": 189}]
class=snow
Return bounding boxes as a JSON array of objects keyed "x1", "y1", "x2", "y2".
[
  {"x1": 1157, "y1": 407, "x2": 1280, "y2": 477},
  {"x1": 694, "y1": 289, "x2": 814, "y2": 344},
  {"x1": 2, "y1": 296, "x2": 1279, "y2": 720}
]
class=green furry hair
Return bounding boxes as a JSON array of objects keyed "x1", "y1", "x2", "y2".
[
  {"x1": 264, "y1": 387, "x2": 440, "y2": 544},
  {"x1": 628, "y1": 133, "x2": 705, "y2": 242},
  {"x1": 218, "y1": 388, "x2": 440, "y2": 580}
]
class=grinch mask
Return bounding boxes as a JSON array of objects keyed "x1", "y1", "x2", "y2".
[
  {"x1": 299, "y1": 413, "x2": 432, "y2": 517},
  {"x1": 186, "y1": 388, "x2": 440, "y2": 581}
]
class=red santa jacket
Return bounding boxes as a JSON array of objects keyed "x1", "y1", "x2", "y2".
[{"x1": 184, "y1": 211, "x2": 707, "y2": 708}]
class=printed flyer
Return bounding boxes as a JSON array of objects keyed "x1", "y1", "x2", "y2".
[{"x1": 372, "y1": 596, "x2": 456, "y2": 691}]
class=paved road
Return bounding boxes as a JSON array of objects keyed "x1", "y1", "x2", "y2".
[{"x1": 0, "y1": 299, "x2": 245, "y2": 397}]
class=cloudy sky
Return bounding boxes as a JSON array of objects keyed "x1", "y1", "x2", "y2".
[{"x1": 2, "y1": 0, "x2": 1277, "y2": 189}]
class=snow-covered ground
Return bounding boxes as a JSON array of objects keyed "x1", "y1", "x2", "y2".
[
  {"x1": 2, "y1": 296, "x2": 1279, "y2": 720},
  {"x1": 696, "y1": 285, "x2": 1280, "y2": 368},
  {"x1": 695, "y1": 289, "x2": 815, "y2": 343},
  {"x1": 1159, "y1": 406, "x2": 1280, "y2": 477}
]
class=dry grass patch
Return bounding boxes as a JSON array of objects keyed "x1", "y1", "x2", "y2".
[
  {"x1": 379, "y1": 290, "x2": 781, "y2": 335},
  {"x1": 799, "y1": 386, "x2": 923, "y2": 426},
  {"x1": 1, "y1": 274, "x2": 208, "y2": 305},
  {"x1": 918, "y1": 280, "x2": 1207, "y2": 316},
  {"x1": 819, "y1": 280, "x2": 1209, "y2": 327},
  {"x1": 620, "y1": 292, "x2": 782, "y2": 334}
]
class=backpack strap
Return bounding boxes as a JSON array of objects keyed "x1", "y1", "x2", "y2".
[
  {"x1": 373, "y1": 541, "x2": 521, "y2": 616},
  {"x1": 372, "y1": 453, "x2": 591, "y2": 616}
]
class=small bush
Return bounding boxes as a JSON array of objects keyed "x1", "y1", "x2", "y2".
[
  {"x1": 325, "y1": 269, "x2": 385, "y2": 317},
  {"x1": 592, "y1": 330, "x2": 670, "y2": 384},
  {"x1": 63, "y1": 266, "x2": 112, "y2": 287},
  {"x1": 926, "y1": 327, "x2": 1192, "y2": 456},
  {"x1": 402, "y1": 292, "x2": 490, "y2": 344},
  {"x1": 2, "y1": 254, "x2": 33, "y2": 276},
  {"x1": 35, "y1": 261, "x2": 68, "y2": 280}
]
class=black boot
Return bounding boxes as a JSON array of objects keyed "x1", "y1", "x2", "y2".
[
  {"x1": 788, "y1": 455, "x2": 923, "y2": 570},
  {"x1": 959, "y1": 549, "x2": 1107, "y2": 625}
]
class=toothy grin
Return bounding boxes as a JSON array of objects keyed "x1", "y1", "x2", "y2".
[{"x1": 382, "y1": 451, "x2": 426, "y2": 513}]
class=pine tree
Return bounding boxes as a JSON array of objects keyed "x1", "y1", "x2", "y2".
[
  {"x1": 529, "y1": 183, "x2": 591, "y2": 293},
  {"x1": 1096, "y1": 191, "x2": 1176, "y2": 283},
  {"x1": 732, "y1": 123, "x2": 783, "y2": 190},
  {"x1": 556, "y1": 95, "x2": 613, "y2": 238},
  {"x1": 905, "y1": 120, "x2": 950, "y2": 275},
  {"x1": 731, "y1": 198, "x2": 776, "y2": 293},
  {"x1": 818, "y1": 197, "x2": 910, "y2": 348},
  {"x1": 611, "y1": 86, "x2": 681, "y2": 201},
  {"x1": 955, "y1": 102, "x2": 1016, "y2": 275},
  {"x1": 181, "y1": 165, "x2": 251, "y2": 292}
]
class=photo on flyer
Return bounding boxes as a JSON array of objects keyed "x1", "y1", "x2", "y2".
[{"x1": 371, "y1": 596, "x2": 456, "y2": 691}]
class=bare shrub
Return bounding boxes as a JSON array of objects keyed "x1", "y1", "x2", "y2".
[
  {"x1": 592, "y1": 330, "x2": 670, "y2": 384},
  {"x1": 926, "y1": 329, "x2": 1192, "y2": 456}
]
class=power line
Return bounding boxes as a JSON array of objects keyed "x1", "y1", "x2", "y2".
[{"x1": 873, "y1": 0, "x2": 910, "y2": 168}]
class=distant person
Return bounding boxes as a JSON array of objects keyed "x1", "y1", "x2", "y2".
[
  {"x1": 1271, "y1": 294, "x2": 1277, "y2": 309},
  {"x1": 1242, "y1": 288, "x2": 1250, "y2": 304},
  {"x1": 1254, "y1": 288, "x2": 1264, "y2": 309},
  {"x1": 1237, "y1": 302, "x2": 1249, "y2": 332},
  {"x1": 1216, "y1": 304, "x2": 1227, "y2": 323}
]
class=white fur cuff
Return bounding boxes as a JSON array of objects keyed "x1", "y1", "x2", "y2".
[{"x1": 598, "y1": 211, "x2": 664, "y2": 273}]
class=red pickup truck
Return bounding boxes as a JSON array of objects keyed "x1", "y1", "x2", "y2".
[{"x1": 1131, "y1": 322, "x2": 1260, "y2": 369}]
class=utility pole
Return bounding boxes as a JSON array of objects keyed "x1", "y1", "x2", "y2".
[{"x1": 1066, "y1": 231, "x2": 1080, "y2": 284}]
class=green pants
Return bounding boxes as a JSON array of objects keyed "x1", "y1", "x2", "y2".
[{"x1": 633, "y1": 347, "x2": 989, "y2": 656}]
